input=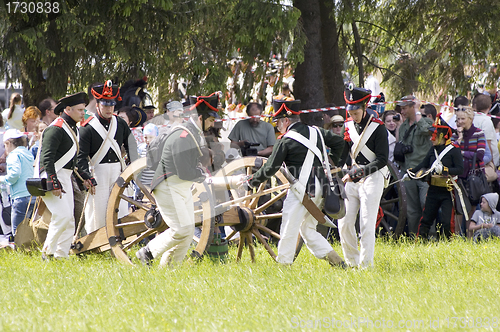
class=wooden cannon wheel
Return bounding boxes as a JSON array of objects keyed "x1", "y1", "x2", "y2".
[
  {"x1": 377, "y1": 160, "x2": 407, "y2": 239},
  {"x1": 103, "y1": 158, "x2": 216, "y2": 264},
  {"x1": 199, "y1": 156, "x2": 302, "y2": 262},
  {"x1": 71, "y1": 156, "x2": 308, "y2": 263}
]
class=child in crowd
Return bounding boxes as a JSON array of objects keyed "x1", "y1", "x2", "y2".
[
  {"x1": 0, "y1": 129, "x2": 35, "y2": 244},
  {"x1": 468, "y1": 193, "x2": 500, "y2": 242},
  {"x1": 30, "y1": 121, "x2": 48, "y2": 159}
]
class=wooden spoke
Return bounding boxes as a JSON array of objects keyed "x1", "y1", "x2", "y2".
[
  {"x1": 134, "y1": 178, "x2": 156, "y2": 206},
  {"x1": 251, "y1": 228, "x2": 277, "y2": 260},
  {"x1": 246, "y1": 232, "x2": 255, "y2": 262},
  {"x1": 380, "y1": 197, "x2": 400, "y2": 206},
  {"x1": 378, "y1": 218, "x2": 393, "y2": 233},
  {"x1": 115, "y1": 220, "x2": 145, "y2": 228},
  {"x1": 119, "y1": 194, "x2": 150, "y2": 211},
  {"x1": 382, "y1": 210, "x2": 399, "y2": 222},
  {"x1": 254, "y1": 188, "x2": 287, "y2": 214},
  {"x1": 254, "y1": 213, "x2": 282, "y2": 220},
  {"x1": 236, "y1": 233, "x2": 246, "y2": 262},
  {"x1": 249, "y1": 182, "x2": 267, "y2": 209},
  {"x1": 122, "y1": 229, "x2": 156, "y2": 251},
  {"x1": 255, "y1": 223, "x2": 280, "y2": 240},
  {"x1": 225, "y1": 229, "x2": 237, "y2": 241}
]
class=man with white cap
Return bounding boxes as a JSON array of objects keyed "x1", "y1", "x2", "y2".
[{"x1": 77, "y1": 80, "x2": 138, "y2": 234}]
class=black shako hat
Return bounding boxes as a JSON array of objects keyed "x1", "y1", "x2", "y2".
[
  {"x1": 131, "y1": 106, "x2": 148, "y2": 127},
  {"x1": 272, "y1": 99, "x2": 301, "y2": 121},
  {"x1": 188, "y1": 94, "x2": 219, "y2": 118},
  {"x1": 428, "y1": 113, "x2": 454, "y2": 141},
  {"x1": 91, "y1": 80, "x2": 121, "y2": 106},
  {"x1": 344, "y1": 84, "x2": 372, "y2": 111},
  {"x1": 54, "y1": 92, "x2": 88, "y2": 115}
]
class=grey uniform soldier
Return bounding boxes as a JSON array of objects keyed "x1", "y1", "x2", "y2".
[{"x1": 136, "y1": 94, "x2": 218, "y2": 266}]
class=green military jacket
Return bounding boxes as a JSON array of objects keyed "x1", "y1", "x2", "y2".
[
  {"x1": 39, "y1": 113, "x2": 79, "y2": 189},
  {"x1": 151, "y1": 120, "x2": 205, "y2": 189},
  {"x1": 249, "y1": 122, "x2": 344, "y2": 189},
  {"x1": 397, "y1": 116, "x2": 433, "y2": 172}
]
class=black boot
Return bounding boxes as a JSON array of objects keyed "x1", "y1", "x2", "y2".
[
  {"x1": 418, "y1": 225, "x2": 430, "y2": 242},
  {"x1": 136, "y1": 246, "x2": 154, "y2": 266}
]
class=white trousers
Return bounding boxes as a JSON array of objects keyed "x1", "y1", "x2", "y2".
[
  {"x1": 85, "y1": 162, "x2": 128, "y2": 234},
  {"x1": 277, "y1": 179, "x2": 333, "y2": 264},
  {"x1": 42, "y1": 169, "x2": 75, "y2": 258},
  {"x1": 338, "y1": 170, "x2": 385, "y2": 268},
  {"x1": 147, "y1": 176, "x2": 195, "y2": 266}
]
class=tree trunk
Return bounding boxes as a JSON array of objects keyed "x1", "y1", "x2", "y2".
[
  {"x1": 293, "y1": 0, "x2": 326, "y2": 109},
  {"x1": 351, "y1": 20, "x2": 364, "y2": 87},
  {"x1": 320, "y1": 0, "x2": 345, "y2": 106},
  {"x1": 46, "y1": 20, "x2": 72, "y2": 101},
  {"x1": 19, "y1": 60, "x2": 47, "y2": 108}
]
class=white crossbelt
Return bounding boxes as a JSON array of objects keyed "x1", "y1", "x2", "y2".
[
  {"x1": 36, "y1": 119, "x2": 79, "y2": 178},
  {"x1": 346, "y1": 118, "x2": 378, "y2": 162},
  {"x1": 284, "y1": 127, "x2": 337, "y2": 227},
  {"x1": 284, "y1": 128, "x2": 320, "y2": 198},
  {"x1": 89, "y1": 116, "x2": 125, "y2": 170},
  {"x1": 346, "y1": 117, "x2": 389, "y2": 183}
]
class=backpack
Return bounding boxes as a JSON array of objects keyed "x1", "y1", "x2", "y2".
[
  {"x1": 146, "y1": 125, "x2": 196, "y2": 171},
  {"x1": 146, "y1": 130, "x2": 172, "y2": 171}
]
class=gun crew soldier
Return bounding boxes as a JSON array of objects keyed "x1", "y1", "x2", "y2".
[
  {"x1": 243, "y1": 99, "x2": 346, "y2": 267},
  {"x1": 77, "y1": 81, "x2": 138, "y2": 234},
  {"x1": 338, "y1": 85, "x2": 389, "y2": 268},
  {"x1": 38, "y1": 92, "x2": 89, "y2": 260},
  {"x1": 136, "y1": 94, "x2": 218, "y2": 267},
  {"x1": 410, "y1": 116, "x2": 464, "y2": 239}
]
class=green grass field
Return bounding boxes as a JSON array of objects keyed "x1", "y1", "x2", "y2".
[{"x1": 1, "y1": 238, "x2": 499, "y2": 331}]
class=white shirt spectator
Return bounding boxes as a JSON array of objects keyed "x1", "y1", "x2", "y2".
[
  {"x1": 2, "y1": 105, "x2": 24, "y2": 131},
  {"x1": 473, "y1": 112, "x2": 499, "y2": 166},
  {"x1": 365, "y1": 74, "x2": 381, "y2": 103}
]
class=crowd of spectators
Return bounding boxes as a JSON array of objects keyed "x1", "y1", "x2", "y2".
[{"x1": 1, "y1": 86, "x2": 500, "y2": 249}]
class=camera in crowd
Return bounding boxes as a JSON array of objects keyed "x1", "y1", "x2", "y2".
[
  {"x1": 393, "y1": 142, "x2": 414, "y2": 163},
  {"x1": 401, "y1": 144, "x2": 413, "y2": 154},
  {"x1": 393, "y1": 113, "x2": 401, "y2": 121},
  {"x1": 241, "y1": 141, "x2": 260, "y2": 156}
]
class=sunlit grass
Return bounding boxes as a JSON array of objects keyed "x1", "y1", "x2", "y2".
[{"x1": 1, "y1": 237, "x2": 499, "y2": 331}]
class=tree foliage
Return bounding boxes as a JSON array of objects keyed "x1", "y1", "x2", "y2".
[
  {"x1": 0, "y1": 0, "x2": 303, "y2": 106},
  {"x1": 2, "y1": 0, "x2": 500, "y2": 108},
  {"x1": 337, "y1": 0, "x2": 500, "y2": 102}
]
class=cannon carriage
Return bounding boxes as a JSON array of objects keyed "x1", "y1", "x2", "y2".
[{"x1": 66, "y1": 156, "x2": 407, "y2": 264}]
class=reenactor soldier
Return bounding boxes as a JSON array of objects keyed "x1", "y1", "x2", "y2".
[
  {"x1": 411, "y1": 115, "x2": 464, "y2": 239},
  {"x1": 77, "y1": 80, "x2": 138, "y2": 234},
  {"x1": 338, "y1": 85, "x2": 389, "y2": 268},
  {"x1": 38, "y1": 92, "x2": 90, "y2": 259},
  {"x1": 136, "y1": 94, "x2": 218, "y2": 267},
  {"x1": 244, "y1": 99, "x2": 346, "y2": 267}
]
